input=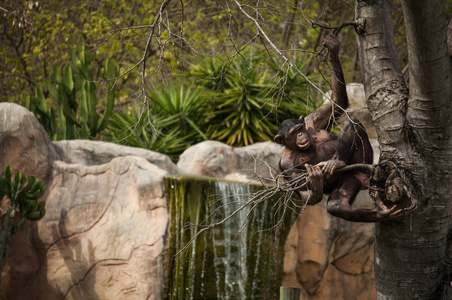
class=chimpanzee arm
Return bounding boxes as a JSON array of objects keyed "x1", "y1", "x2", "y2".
[{"x1": 309, "y1": 34, "x2": 349, "y2": 130}]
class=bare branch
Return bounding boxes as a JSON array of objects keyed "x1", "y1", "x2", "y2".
[
  {"x1": 176, "y1": 163, "x2": 374, "y2": 256},
  {"x1": 311, "y1": 19, "x2": 365, "y2": 36},
  {"x1": 233, "y1": 0, "x2": 328, "y2": 99}
]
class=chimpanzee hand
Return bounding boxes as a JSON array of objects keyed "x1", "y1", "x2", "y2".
[
  {"x1": 322, "y1": 34, "x2": 340, "y2": 56},
  {"x1": 305, "y1": 164, "x2": 324, "y2": 204},
  {"x1": 317, "y1": 159, "x2": 346, "y2": 177}
]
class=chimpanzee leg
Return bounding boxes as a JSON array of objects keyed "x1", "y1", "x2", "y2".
[
  {"x1": 335, "y1": 117, "x2": 373, "y2": 165},
  {"x1": 326, "y1": 173, "x2": 378, "y2": 222}
]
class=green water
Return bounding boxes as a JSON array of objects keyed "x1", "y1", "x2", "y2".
[{"x1": 164, "y1": 175, "x2": 297, "y2": 300}]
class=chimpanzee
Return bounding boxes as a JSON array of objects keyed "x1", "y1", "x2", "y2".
[{"x1": 274, "y1": 34, "x2": 401, "y2": 222}]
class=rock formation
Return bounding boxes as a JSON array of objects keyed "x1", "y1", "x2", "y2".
[
  {"x1": 282, "y1": 195, "x2": 376, "y2": 299},
  {"x1": 0, "y1": 102, "x2": 59, "y2": 179},
  {"x1": 0, "y1": 100, "x2": 377, "y2": 300},
  {"x1": 0, "y1": 103, "x2": 172, "y2": 300},
  {"x1": 177, "y1": 140, "x2": 283, "y2": 183}
]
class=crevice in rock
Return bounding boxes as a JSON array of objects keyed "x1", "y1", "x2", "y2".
[{"x1": 61, "y1": 241, "x2": 162, "y2": 300}]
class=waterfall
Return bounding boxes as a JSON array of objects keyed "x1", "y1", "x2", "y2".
[{"x1": 165, "y1": 175, "x2": 296, "y2": 300}]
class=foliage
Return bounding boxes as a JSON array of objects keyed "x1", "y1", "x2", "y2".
[
  {"x1": 189, "y1": 53, "x2": 322, "y2": 146},
  {"x1": 25, "y1": 45, "x2": 119, "y2": 140},
  {"x1": 1, "y1": 0, "x2": 363, "y2": 103},
  {"x1": 268, "y1": 57, "x2": 324, "y2": 120},
  {"x1": 190, "y1": 54, "x2": 277, "y2": 146},
  {"x1": 25, "y1": 85, "x2": 57, "y2": 140},
  {"x1": 104, "y1": 85, "x2": 208, "y2": 161},
  {"x1": 151, "y1": 85, "x2": 208, "y2": 141},
  {"x1": 6, "y1": 0, "x2": 350, "y2": 157},
  {"x1": 0, "y1": 166, "x2": 46, "y2": 282},
  {"x1": 104, "y1": 52, "x2": 323, "y2": 160}
]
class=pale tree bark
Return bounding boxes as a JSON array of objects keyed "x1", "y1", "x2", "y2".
[{"x1": 355, "y1": 0, "x2": 452, "y2": 298}]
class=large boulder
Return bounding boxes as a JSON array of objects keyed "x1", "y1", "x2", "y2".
[
  {"x1": 1, "y1": 156, "x2": 168, "y2": 300},
  {"x1": 0, "y1": 102, "x2": 378, "y2": 300},
  {"x1": 0, "y1": 103, "x2": 174, "y2": 300},
  {"x1": 347, "y1": 83, "x2": 377, "y2": 138},
  {"x1": 177, "y1": 140, "x2": 284, "y2": 183},
  {"x1": 177, "y1": 139, "x2": 377, "y2": 299},
  {"x1": 53, "y1": 140, "x2": 178, "y2": 173},
  {"x1": 323, "y1": 83, "x2": 376, "y2": 138},
  {"x1": 0, "y1": 103, "x2": 59, "y2": 179}
]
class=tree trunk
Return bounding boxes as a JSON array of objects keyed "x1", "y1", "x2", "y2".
[{"x1": 355, "y1": 0, "x2": 452, "y2": 298}]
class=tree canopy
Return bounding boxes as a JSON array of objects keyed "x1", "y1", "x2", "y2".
[{"x1": 1, "y1": 0, "x2": 385, "y2": 103}]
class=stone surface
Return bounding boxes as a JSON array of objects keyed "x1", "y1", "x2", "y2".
[
  {"x1": 282, "y1": 193, "x2": 376, "y2": 300},
  {"x1": 180, "y1": 138, "x2": 378, "y2": 300},
  {"x1": 1, "y1": 156, "x2": 169, "y2": 300},
  {"x1": 0, "y1": 103, "x2": 59, "y2": 179},
  {"x1": 346, "y1": 83, "x2": 377, "y2": 138},
  {"x1": 0, "y1": 103, "x2": 175, "y2": 300},
  {"x1": 53, "y1": 140, "x2": 178, "y2": 174},
  {"x1": 177, "y1": 140, "x2": 284, "y2": 183},
  {"x1": 323, "y1": 83, "x2": 376, "y2": 138}
]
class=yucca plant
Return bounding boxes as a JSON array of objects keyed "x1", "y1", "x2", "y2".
[
  {"x1": 189, "y1": 53, "x2": 325, "y2": 146},
  {"x1": 151, "y1": 85, "x2": 208, "y2": 141},
  {"x1": 104, "y1": 84, "x2": 208, "y2": 161},
  {"x1": 208, "y1": 66, "x2": 277, "y2": 146},
  {"x1": 190, "y1": 54, "x2": 280, "y2": 146},
  {"x1": 105, "y1": 110, "x2": 197, "y2": 161}
]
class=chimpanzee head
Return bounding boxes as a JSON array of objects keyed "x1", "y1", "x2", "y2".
[{"x1": 274, "y1": 116, "x2": 311, "y2": 150}]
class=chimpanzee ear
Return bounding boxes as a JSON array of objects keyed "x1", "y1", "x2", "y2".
[{"x1": 274, "y1": 135, "x2": 284, "y2": 145}]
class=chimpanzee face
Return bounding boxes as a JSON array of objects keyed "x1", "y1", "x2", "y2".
[
  {"x1": 274, "y1": 117, "x2": 311, "y2": 150},
  {"x1": 291, "y1": 123, "x2": 311, "y2": 150}
]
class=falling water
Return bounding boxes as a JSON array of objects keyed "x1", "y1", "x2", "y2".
[{"x1": 164, "y1": 175, "x2": 296, "y2": 300}]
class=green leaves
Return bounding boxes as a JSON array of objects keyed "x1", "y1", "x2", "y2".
[
  {"x1": 190, "y1": 54, "x2": 283, "y2": 146},
  {"x1": 25, "y1": 85, "x2": 57, "y2": 140},
  {"x1": 98, "y1": 58, "x2": 118, "y2": 132},
  {"x1": 105, "y1": 52, "x2": 322, "y2": 158},
  {"x1": 0, "y1": 167, "x2": 47, "y2": 279},
  {"x1": 151, "y1": 85, "x2": 208, "y2": 140},
  {"x1": 104, "y1": 85, "x2": 207, "y2": 162},
  {"x1": 28, "y1": 45, "x2": 119, "y2": 141},
  {"x1": 1, "y1": 166, "x2": 47, "y2": 225}
]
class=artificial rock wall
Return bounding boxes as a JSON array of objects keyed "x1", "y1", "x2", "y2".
[{"x1": 0, "y1": 91, "x2": 376, "y2": 300}]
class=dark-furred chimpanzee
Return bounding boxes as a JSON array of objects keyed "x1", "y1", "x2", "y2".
[{"x1": 274, "y1": 34, "x2": 401, "y2": 222}]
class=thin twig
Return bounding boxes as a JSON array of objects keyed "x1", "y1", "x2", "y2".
[
  {"x1": 176, "y1": 163, "x2": 374, "y2": 256},
  {"x1": 233, "y1": 0, "x2": 328, "y2": 99},
  {"x1": 311, "y1": 20, "x2": 364, "y2": 36}
]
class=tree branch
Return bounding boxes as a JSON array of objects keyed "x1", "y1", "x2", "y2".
[
  {"x1": 176, "y1": 162, "x2": 374, "y2": 256},
  {"x1": 233, "y1": 0, "x2": 327, "y2": 99},
  {"x1": 311, "y1": 19, "x2": 365, "y2": 36}
]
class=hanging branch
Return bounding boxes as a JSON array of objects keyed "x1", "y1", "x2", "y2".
[
  {"x1": 176, "y1": 163, "x2": 374, "y2": 255},
  {"x1": 310, "y1": 19, "x2": 366, "y2": 36},
  {"x1": 233, "y1": 0, "x2": 328, "y2": 99}
]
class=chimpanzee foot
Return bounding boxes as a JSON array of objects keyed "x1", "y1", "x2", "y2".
[{"x1": 375, "y1": 196, "x2": 418, "y2": 221}]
